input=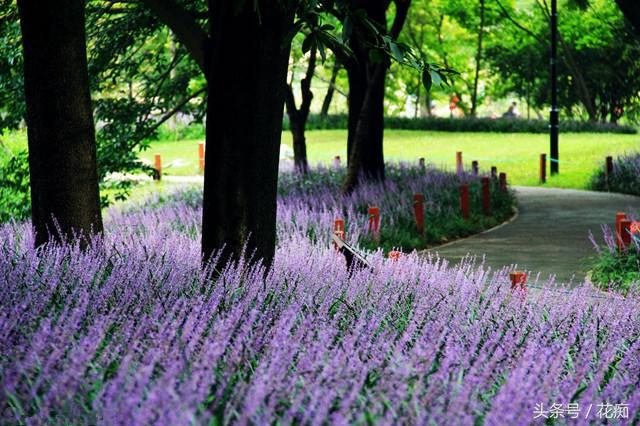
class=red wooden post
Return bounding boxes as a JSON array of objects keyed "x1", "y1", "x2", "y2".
[
  {"x1": 154, "y1": 154, "x2": 162, "y2": 180},
  {"x1": 460, "y1": 184, "x2": 470, "y2": 219},
  {"x1": 620, "y1": 219, "x2": 632, "y2": 250},
  {"x1": 540, "y1": 153, "x2": 546, "y2": 183},
  {"x1": 456, "y1": 151, "x2": 463, "y2": 176},
  {"x1": 481, "y1": 177, "x2": 491, "y2": 216},
  {"x1": 605, "y1": 156, "x2": 613, "y2": 180},
  {"x1": 491, "y1": 166, "x2": 497, "y2": 180},
  {"x1": 413, "y1": 193, "x2": 425, "y2": 234},
  {"x1": 198, "y1": 142, "x2": 205, "y2": 172},
  {"x1": 368, "y1": 206, "x2": 380, "y2": 241},
  {"x1": 334, "y1": 218, "x2": 345, "y2": 240},
  {"x1": 499, "y1": 172, "x2": 507, "y2": 193},
  {"x1": 333, "y1": 155, "x2": 341, "y2": 169},
  {"x1": 419, "y1": 157, "x2": 426, "y2": 171},
  {"x1": 472, "y1": 160, "x2": 479, "y2": 176},
  {"x1": 509, "y1": 271, "x2": 527, "y2": 290},
  {"x1": 389, "y1": 250, "x2": 402, "y2": 261},
  {"x1": 616, "y1": 212, "x2": 627, "y2": 251}
]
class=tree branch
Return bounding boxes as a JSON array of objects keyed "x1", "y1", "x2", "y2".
[{"x1": 140, "y1": 0, "x2": 207, "y2": 72}]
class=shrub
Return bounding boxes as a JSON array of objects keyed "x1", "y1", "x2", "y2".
[
  {"x1": 589, "y1": 220, "x2": 640, "y2": 292},
  {"x1": 282, "y1": 114, "x2": 638, "y2": 134},
  {"x1": 590, "y1": 152, "x2": 640, "y2": 196},
  {"x1": 0, "y1": 149, "x2": 30, "y2": 223},
  {"x1": 1, "y1": 188, "x2": 639, "y2": 424}
]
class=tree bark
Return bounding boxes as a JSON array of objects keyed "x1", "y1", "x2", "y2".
[
  {"x1": 470, "y1": 0, "x2": 485, "y2": 117},
  {"x1": 320, "y1": 60, "x2": 340, "y2": 118},
  {"x1": 344, "y1": 0, "x2": 410, "y2": 188},
  {"x1": 202, "y1": 1, "x2": 294, "y2": 268},
  {"x1": 17, "y1": 0, "x2": 103, "y2": 248},
  {"x1": 284, "y1": 45, "x2": 316, "y2": 174}
]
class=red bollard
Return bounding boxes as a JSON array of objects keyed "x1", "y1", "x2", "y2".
[
  {"x1": 540, "y1": 153, "x2": 547, "y2": 184},
  {"x1": 198, "y1": 142, "x2": 205, "y2": 172},
  {"x1": 368, "y1": 207, "x2": 380, "y2": 241},
  {"x1": 419, "y1": 157, "x2": 426, "y2": 171},
  {"x1": 388, "y1": 250, "x2": 402, "y2": 261},
  {"x1": 472, "y1": 160, "x2": 479, "y2": 176},
  {"x1": 460, "y1": 184, "x2": 470, "y2": 220},
  {"x1": 620, "y1": 219, "x2": 632, "y2": 250},
  {"x1": 333, "y1": 156, "x2": 341, "y2": 169},
  {"x1": 481, "y1": 177, "x2": 491, "y2": 216},
  {"x1": 334, "y1": 218, "x2": 345, "y2": 240},
  {"x1": 616, "y1": 212, "x2": 627, "y2": 251},
  {"x1": 499, "y1": 172, "x2": 507, "y2": 193},
  {"x1": 456, "y1": 151, "x2": 463, "y2": 176},
  {"x1": 605, "y1": 156, "x2": 613, "y2": 179},
  {"x1": 510, "y1": 271, "x2": 527, "y2": 290},
  {"x1": 413, "y1": 193, "x2": 425, "y2": 235},
  {"x1": 154, "y1": 154, "x2": 162, "y2": 180},
  {"x1": 491, "y1": 166, "x2": 497, "y2": 180}
]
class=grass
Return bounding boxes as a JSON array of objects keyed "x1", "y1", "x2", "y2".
[{"x1": 140, "y1": 130, "x2": 640, "y2": 189}]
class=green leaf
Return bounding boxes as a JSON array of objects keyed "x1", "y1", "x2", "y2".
[
  {"x1": 422, "y1": 68, "x2": 432, "y2": 92},
  {"x1": 302, "y1": 35, "x2": 314, "y2": 54},
  {"x1": 390, "y1": 42, "x2": 404, "y2": 63},
  {"x1": 430, "y1": 70, "x2": 443, "y2": 87}
]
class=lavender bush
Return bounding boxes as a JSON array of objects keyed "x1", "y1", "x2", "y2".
[
  {"x1": 1, "y1": 166, "x2": 638, "y2": 425},
  {"x1": 591, "y1": 153, "x2": 640, "y2": 196}
]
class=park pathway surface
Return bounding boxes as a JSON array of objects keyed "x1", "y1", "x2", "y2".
[{"x1": 428, "y1": 187, "x2": 640, "y2": 284}]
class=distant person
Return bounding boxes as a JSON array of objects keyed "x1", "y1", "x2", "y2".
[{"x1": 502, "y1": 101, "x2": 520, "y2": 119}]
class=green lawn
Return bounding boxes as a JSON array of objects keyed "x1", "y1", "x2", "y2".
[{"x1": 140, "y1": 130, "x2": 640, "y2": 189}]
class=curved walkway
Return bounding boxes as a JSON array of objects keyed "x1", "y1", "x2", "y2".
[{"x1": 428, "y1": 187, "x2": 640, "y2": 284}]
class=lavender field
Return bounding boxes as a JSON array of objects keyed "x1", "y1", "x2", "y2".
[{"x1": 1, "y1": 166, "x2": 638, "y2": 425}]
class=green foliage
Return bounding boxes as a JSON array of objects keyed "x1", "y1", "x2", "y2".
[
  {"x1": 591, "y1": 246, "x2": 640, "y2": 292},
  {"x1": 0, "y1": 149, "x2": 30, "y2": 223},
  {"x1": 282, "y1": 114, "x2": 637, "y2": 133},
  {"x1": 590, "y1": 153, "x2": 640, "y2": 195}
]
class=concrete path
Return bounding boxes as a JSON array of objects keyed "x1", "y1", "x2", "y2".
[{"x1": 428, "y1": 187, "x2": 640, "y2": 285}]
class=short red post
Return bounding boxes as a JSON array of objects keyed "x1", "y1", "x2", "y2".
[
  {"x1": 460, "y1": 184, "x2": 470, "y2": 220},
  {"x1": 333, "y1": 155, "x2": 341, "y2": 169},
  {"x1": 509, "y1": 271, "x2": 527, "y2": 290},
  {"x1": 456, "y1": 151, "x2": 463, "y2": 176},
  {"x1": 481, "y1": 177, "x2": 491, "y2": 216},
  {"x1": 540, "y1": 153, "x2": 546, "y2": 184},
  {"x1": 368, "y1": 207, "x2": 380, "y2": 241},
  {"x1": 605, "y1": 156, "x2": 613, "y2": 180},
  {"x1": 616, "y1": 212, "x2": 627, "y2": 251},
  {"x1": 388, "y1": 250, "x2": 402, "y2": 261},
  {"x1": 334, "y1": 218, "x2": 345, "y2": 240},
  {"x1": 620, "y1": 219, "x2": 632, "y2": 251},
  {"x1": 499, "y1": 172, "x2": 507, "y2": 193},
  {"x1": 491, "y1": 166, "x2": 497, "y2": 180},
  {"x1": 472, "y1": 160, "x2": 479, "y2": 176},
  {"x1": 413, "y1": 193, "x2": 425, "y2": 235},
  {"x1": 198, "y1": 142, "x2": 205, "y2": 172},
  {"x1": 154, "y1": 154, "x2": 162, "y2": 180},
  {"x1": 419, "y1": 157, "x2": 426, "y2": 171}
]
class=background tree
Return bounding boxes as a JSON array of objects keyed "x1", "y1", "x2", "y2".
[{"x1": 17, "y1": 0, "x2": 103, "y2": 247}]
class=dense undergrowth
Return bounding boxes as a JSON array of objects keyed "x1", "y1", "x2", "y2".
[
  {"x1": 1, "y1": 166, "x2": 639, "y2": 425},
  {"x1": 591, "y1": 153, "x2": 640, "y2": 196}
]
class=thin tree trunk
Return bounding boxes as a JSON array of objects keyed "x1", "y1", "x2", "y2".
[
  {"x1": 17, "y1": 0, "x2": 103, "y2": 248},
  {"x1": 470, "y1": 0, "x2": 485, "y2": 117},
  {"x1": 202, "y1": 1, "x2": 295, "y2": 268},
  {"x1": 284, "y1": 45, "x2": 316, "y2": 174},
  {"x1": 320, "y1": 60, "x2": 340, "y2": 118}
]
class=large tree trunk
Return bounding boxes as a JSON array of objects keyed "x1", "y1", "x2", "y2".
[
  {"x1": 17, "y1": 0, "x2": 103, "y2": 248},
  {"x1": 344, "y1": 0, "x2": 410, "y2": 190},
  {"x1": 345, "y1": 0, "x2": 387, "y2": 179},
  {"x1": 202, "y1": 1, "x2": 294, "y2": 268}
]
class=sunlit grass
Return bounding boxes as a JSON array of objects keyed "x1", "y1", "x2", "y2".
[{"x1": 141, "y1": 129, "x2": 640, "y2": 189}]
